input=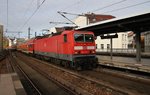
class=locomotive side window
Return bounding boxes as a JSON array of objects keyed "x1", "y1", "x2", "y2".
[
  {"x1": 74, "y1": 34, "x2": 84, "y2": 42},
  {"x1": 64, "y1": 34, "x2": 67, "y2": 42},
  {"x1": 85, "y1": 34, "x2": 94, "y2": 42}
]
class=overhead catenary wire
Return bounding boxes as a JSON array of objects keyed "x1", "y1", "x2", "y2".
[
  {"x1": 6, "y1": 0, "x2": 8, "y2": 30},
  {"x1": 102, "y1": 0, "x2": 150, "y2": 14},
  {"x1": 57, "y1": 11, "x2": 78, "y2": 26},
  {"x1": 76, "y1": 0, "x2": 150, "y2": 25},
  {"x1": 17, "y1": 0, "x2": 150, "y2": 34},
  {"x1": 91, "y1": 0, "x2": 127, "y2": 12},
  {"x1": 56, "y1": 0, "x2": 127, "y2": 27},
  {"x1": 16, "y1": 0, "x2": 34, "y2": 31},
  {"x1": 22, "y1": 0, "x2": 35, "y2": 21},
  {"x1": 18, "y1": 0, "x2": 46, "y2": 31},
  {"x1": 60, "y1": 0, "x2": 82, "y2": 11},
  {"x1": 48, "y1": 0, "x2": 83, "y2": 27}
]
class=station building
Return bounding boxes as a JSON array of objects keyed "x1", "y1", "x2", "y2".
[{"x1": 96, "y1": 33, "x2": 128, "y2": 50}]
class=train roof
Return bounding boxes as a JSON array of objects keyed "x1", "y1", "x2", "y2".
[
  {"x1": 35, "y1": 32, "x2": 62, "y2": 39},
  {"x1": 34, "y1": 30, "x2": 94, "y2": 40}
]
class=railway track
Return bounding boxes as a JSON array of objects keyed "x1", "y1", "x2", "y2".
[
  {"x1": 11, "y1": 59, "x2": 42, "y2": 95},
  {"x1": 5, "y1": 51, "x2": 42, "y2": 95},
  {"x1": 0, "y1": 51, "x2": 6, "y2": 61},
  {"x1": 12, "y1": 51, "x2": 76, "y2": 95},
  {"x1": 15, "y1": 51, "x2": 150, "y2": 95}
]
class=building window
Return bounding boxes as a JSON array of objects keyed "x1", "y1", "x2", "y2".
[
  {"x1": 101, "y1": 44, "x2": 104, "y2": 49},
  {"x1": 122, "y1": 44, "x2": 124, "y2": 48},
  {"x1": 122, "y1": 34, "x2": 124, "y2": 41},
  {"x1": 107, "y1": 44, "x2": 110, "y2": 49}
]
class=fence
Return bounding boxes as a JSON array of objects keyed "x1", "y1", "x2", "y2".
[{"x1": 96, "y1": 48, "x2": 136, "y2": 53}]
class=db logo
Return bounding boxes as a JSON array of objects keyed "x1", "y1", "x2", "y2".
[{"x1": 83, "y1": 46, "x2": 87, "y2": 50}]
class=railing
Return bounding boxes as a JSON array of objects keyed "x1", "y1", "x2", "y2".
[{"x1": 96, "y1": 48, "x2": 136, "y2": 53}]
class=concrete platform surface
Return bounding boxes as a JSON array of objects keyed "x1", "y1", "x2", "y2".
[
  {"x1": 97, "y1": 55, "x2": 150, "y2": 73},
  {"x1": 0, "y1": 73, "x2": 26, "y2": 95}
]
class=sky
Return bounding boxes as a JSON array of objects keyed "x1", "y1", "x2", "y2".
[{"x1": 0, "y1": 0, "x2": 150, "y2": 38}]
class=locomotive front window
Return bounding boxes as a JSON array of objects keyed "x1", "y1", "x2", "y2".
[
  {"x1": 85, "y1": 34, "x2": 94, "y2": 42},
  {"x1": 74, "y1": 34, "x2": 84, "y2": 42},
  {"x1": 74, "y1": 34, "x2": 94, "y2": 42}
]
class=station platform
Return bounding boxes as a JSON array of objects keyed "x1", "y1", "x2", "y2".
[
  {"x1": 96, "y1": 51, "x2": 150, "y2": 58},
  {"x1": 0, "y1": 73, "x2": 26, "y2": 95},
  {"x1": 97, "y1": 55, "x2": 150, "y2": 73}
]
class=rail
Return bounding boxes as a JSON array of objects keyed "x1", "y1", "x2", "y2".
[
  {"x1": 9, "y1": 51, "x2": 42, "y2": 95},
  {"x1": 16, "y1": 51, "x2": 150, "y2": 95},
  {"x1": 18, "y1": 52, "x2": 130, "y2": 95},
  {"x1": 0, "y1": 51, "x2": 6, "y2": 61}
]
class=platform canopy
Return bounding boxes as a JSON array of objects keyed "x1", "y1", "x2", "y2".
[{"x1": 76, "y1": 12, "x2": 150, "y2": 36}]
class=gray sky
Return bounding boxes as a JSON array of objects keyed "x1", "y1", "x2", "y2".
[{"x1": 0, "y1": 0, "x2": 150, "y2": 38}]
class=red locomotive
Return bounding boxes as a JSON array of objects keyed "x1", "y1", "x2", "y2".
[{"x1": 17, "y1": 30, "x2": 98, "y2": 70}]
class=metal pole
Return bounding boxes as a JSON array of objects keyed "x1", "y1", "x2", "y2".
[
  {"x1": 2, "y1": 26, "x2": 4, "y2": 51},
  {"x1": 28, "y1": 27, "x2": 30, "y2": 39},
  {"x1": 35, "y1": 32, "x2": 37, "y2": 37},
  {"x1": 110, "y1": 38, "x2": 113, "y2": 60},
  {"x1": 18, "y1": 32, "x2": 20, "y2": 38},
  {"x1": 135, "y1": 31, "x2": 141, "y2": 62}
]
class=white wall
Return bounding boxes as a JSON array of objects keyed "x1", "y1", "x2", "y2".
[
  {"x1": 48, "y1": 27, "x2": 57, "y2": 34},
  {"x1": 95, "y1": 32, "x2": 128, "y2": 49},
  {"x1": 74, "y1": 16, "x2": 88, "y2": 27}
]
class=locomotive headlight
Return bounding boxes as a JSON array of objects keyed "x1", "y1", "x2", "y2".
[
  {"x1": 74, "y1": 46, "x2": 83, "y2": 50},
  {"x1": 87, "y1": 46, "x2": 95, "y2": 49},
  {"x1": 74, "y1": 51, "x2": 79, "y2": 54},
  {"x1": 91, "y1": 50, "x2": 95, "y2": 53}
]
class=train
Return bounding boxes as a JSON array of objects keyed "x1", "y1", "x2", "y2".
[{"x1": 17, "y1": 30, "x2": 98, "y2": 70}]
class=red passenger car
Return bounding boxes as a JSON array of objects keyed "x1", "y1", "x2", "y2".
[{"x1": 17, "y1": 38, "x2": 34, "y2": 54}]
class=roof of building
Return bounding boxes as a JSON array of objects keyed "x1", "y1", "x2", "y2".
[
  {"x1": 84, "y1": 13, "x2": 115, "y2": 23},
  {"x1": 76, "y1": 11, "x2": 150, "y2": 36}
]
